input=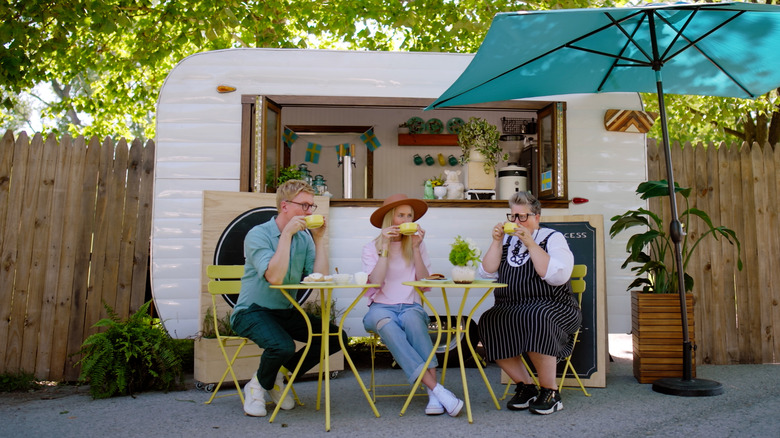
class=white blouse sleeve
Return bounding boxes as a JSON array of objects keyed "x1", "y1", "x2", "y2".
[
  {"x1": 541, "y1": 231, "x2": 574, "y2": 286},
  {"x1": 478, "y1": 263, "x2": 499, "y2": 279}
]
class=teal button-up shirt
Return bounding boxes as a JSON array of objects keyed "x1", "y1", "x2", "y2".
[{"x1": 231, "y1": 218, "x2": 315, "y2": 321}]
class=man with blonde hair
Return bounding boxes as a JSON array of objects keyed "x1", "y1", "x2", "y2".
[{"x1": 231, "y1": 179, "x2": 341, "y2": 417}]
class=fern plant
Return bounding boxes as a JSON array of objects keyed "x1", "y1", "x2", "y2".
[{"x1": 76, "y1": 300, "x2": 184, "y2": 399}]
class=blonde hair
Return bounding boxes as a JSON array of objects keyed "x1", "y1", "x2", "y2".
[
  {"x1": 374, "y1": 207, "x2": 413, "y2": 264},
  {"x1": 276, "y1": 179, "x2": 315, "y2": 209}
]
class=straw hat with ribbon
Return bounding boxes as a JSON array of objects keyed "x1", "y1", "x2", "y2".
[{"x1": 369, "y1": 194, "x2": 428, "y2": 228}]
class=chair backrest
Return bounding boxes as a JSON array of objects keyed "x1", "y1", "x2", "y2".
[
  {"x1": 207, "y1": 265, "x2": 245, "y2": 296},
  {"x1": 570, "y1": 264, "x2": 587, "y2": 306}
]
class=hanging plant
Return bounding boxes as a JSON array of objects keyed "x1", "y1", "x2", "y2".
[{"x1": 457, "y1": 117, "x2": 507, "y2": 174}]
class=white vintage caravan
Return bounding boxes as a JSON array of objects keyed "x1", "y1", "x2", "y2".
[{"x1": 153, "y1": 48, "x2": 646, "y2": 344}]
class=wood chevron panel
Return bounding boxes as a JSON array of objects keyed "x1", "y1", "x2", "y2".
[{"x1": 604, "y1": 109, "x2": 658, "y2": 133}]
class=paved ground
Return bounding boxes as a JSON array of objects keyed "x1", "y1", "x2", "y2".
[{"x1": 2, "y1": 335, "x2": 778, "y2": 438}]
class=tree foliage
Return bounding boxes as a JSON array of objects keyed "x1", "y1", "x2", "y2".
[
  {"x1": 15, "y1": 0, "x2": 777, "y2": 144},
  {"x1": 644, "y1": 89, "x2": 780, "y2": 147}
]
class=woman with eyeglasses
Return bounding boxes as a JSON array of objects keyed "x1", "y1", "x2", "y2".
[{"x1": 477, "y1": 191, "x2": 581, "y2": 416}]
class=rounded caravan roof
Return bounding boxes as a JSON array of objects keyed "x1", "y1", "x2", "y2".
[
  {"x1": 152, "y1": 48, "x2": 644, "y2": 339},
  {"x1": 156, "y1": 48, "x2": 478, "y2": 108},
  {"x1": 152, "y1": 49, "x2": 483, "y2": 339}
]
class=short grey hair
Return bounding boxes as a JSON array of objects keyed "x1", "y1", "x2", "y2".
[{"x1": 508, "y1": 191, "x2": 541, "y2": 215}]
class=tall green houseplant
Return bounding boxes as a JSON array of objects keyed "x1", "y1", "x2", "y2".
[{"x1": 609, "y1": 180, "x2": 742, "y2": 294}]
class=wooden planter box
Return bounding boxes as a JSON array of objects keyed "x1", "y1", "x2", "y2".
[
  {"x1": 194, "y1": 337, "x2": 344, "y2": 386},
  {"x1": 631, "y1": 290, "x2": 696, "y2": 384}
]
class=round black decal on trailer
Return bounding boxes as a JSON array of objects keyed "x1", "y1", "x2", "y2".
[{"x1": 214, "y1": 206, "x2": 312, "y2": 307}]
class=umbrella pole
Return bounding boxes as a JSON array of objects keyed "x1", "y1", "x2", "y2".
[{"x1": 651, "y1": 74, "x2": 722, "y2": 396}]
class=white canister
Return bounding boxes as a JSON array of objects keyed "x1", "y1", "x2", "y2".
[{"x1": 497, "y1": 165, "x2": 528, "y2": 200}]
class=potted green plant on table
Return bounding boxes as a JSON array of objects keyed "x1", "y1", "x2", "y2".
[
  {"x1": 457, "y1": 117, "x2": 507, "y2": 191},
  {"x1": 609, "y1": 180, "x2": 742, "y2": 383},
  {"x1": 449, "y1": 235, "x2": 482, "y2": 283}
]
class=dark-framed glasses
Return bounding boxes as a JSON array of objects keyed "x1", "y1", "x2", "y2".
[
  {"x1": 287, "y1": 200, "x2": 318, "y2": 213},
  {"x1": 506, "y1": 213, "x2": 536, "y2": 222}
]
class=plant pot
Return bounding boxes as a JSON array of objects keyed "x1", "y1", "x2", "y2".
[
  {"x1": 451, "y1": 266, "x2": 476, "y2": 284},
  {"x1": 433, "y1": 186, "x2": 447, "y2": 199},
  {"x1": 631, "y1": 290, "x2": 696, "y2": 384}
]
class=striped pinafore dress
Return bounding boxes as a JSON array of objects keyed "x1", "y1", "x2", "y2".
[{"x1": 478, "y1": 228, "x2": 582, "y2": 361}]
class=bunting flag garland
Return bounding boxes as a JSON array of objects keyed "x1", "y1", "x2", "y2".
[
  {"x1": 305, "y1": 142, "x2": 322, "y2": 163},
  {"x1": 283, "y1": 127, "x2": 299, "y2": 148},
  {"x1": 360, "y1": 128, "x2": 381, "y2": 151}
]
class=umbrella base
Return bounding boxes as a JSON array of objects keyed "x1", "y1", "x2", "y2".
[{"x1": 652, "y1": 377, "x2": 724, "y2": 397}]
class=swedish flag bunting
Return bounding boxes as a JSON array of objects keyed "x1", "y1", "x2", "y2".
[
  {"x1": 305, "y1": 142, "x2": 322, "y2": 163},
  {"x1": 360, "y1": 128, "x2": 381, "y2": 151},
  {"x1": 283, "y1": 128, "x2": 298, "y2": 148}
]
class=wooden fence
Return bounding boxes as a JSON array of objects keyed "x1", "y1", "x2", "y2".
[
  {"x1": 0, "y1": 130, "x2": 154, "y2": 381},
  {"x1": 0, "y1": 130, "x2": 776, "y2": 382},
  {"x1": 646, "y1": 139, "x2": 779, "y2": 365}
]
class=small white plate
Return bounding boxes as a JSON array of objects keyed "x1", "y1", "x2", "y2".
[
  {"x1": 421, "y1": 278, "x2": 450, "y2": 283},
  {"x1": 301, "y1": 281, "x2": 335, "y2": 285}
]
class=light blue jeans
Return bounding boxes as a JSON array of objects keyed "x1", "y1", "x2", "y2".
[{"x1": 363, "y1": 302, "x2": 438, "y2": 384}]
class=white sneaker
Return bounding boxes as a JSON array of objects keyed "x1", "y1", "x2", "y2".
[
  {"x1": 267, "y1": 372, "x2": 295, "y2": 410},
  {"x1": 432, "y1": 384, "x2": 464, "y2": 417},
  {"x1": 425, "y1": 388, "x2": 445, "y2": 415},
  {"x1": 243, "y1": 376, "x2": 267, "y2": 417}
]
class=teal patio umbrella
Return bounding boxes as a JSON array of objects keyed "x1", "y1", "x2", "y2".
[{"x1": 430, "y1": 2, "x2": 780, "y2": 396}]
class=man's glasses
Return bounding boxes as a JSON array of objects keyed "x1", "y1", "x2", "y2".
[
  {"x1": 506, "y1": 213, "x2": 536, "y2": 222},
  {"x1": 286, "y1": 200, "x2": 318, "y2": 213}
]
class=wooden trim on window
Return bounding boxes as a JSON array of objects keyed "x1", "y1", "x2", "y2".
[
  {"x1": 366, "y1": 149, "x2": 374, "y2": 198},
  {"x1": 285, "y1": 125, "x2": 372, "y2": 133},
  {"x1": 240, "y1": 95, "x2": 255, "y2": 192},
  {"x1": 329, "y1": 199, "x2": 570, "y2": 208}
]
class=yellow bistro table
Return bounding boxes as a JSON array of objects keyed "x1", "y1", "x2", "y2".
[
  {"x1": 269, "y1": 283, "x2": 381, "y2": 431},
  {"x1": 402, "y1": 280, "x2": 507, "y2": 423}
]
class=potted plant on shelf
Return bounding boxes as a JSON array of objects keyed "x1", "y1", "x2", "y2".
[
  {"x1": 457, "y1": 117, "x2": 507, "y2": 191},
  {"x1": 609, "y1": 179, "x2": 742, "y2": 383},
  {"x1": 424, "y1": 174, "x2": 447, "y2": 199},
  {"x1": 449, "y1": 235, "x2": 482, "y2": 283}
]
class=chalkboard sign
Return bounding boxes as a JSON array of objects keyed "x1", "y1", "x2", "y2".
[{"x1": 543, "y1": 220, "x2": 600, "y2": 382}]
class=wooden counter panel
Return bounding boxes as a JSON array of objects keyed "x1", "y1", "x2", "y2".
[{"x1": 329, "y1": 198, "x2": 570, "y2": 208}]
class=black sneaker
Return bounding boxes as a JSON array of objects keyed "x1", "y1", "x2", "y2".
[
  {"x1": 507, "y1": 382, "x2": 539, "y2": 411},
  {"x1": 529, "y1": 387, "x2": 563, "y2": 415}
]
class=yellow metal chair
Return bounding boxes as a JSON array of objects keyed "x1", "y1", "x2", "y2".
[
  {"x1": 367, "y1": 331, "x2": 427, "y2": 402},
  {"x1": 500, "y1": 264, "x2": 590, "y2": 399},
  {"x1": 367, "y1": 314, "x2": 485, "y2": 402},
  {"x1": 204, "y1": 264, "x2": 301, "y2": 406},
  {"x1": 558, "y1": 264, "x2": 591, "y2": 396}
]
